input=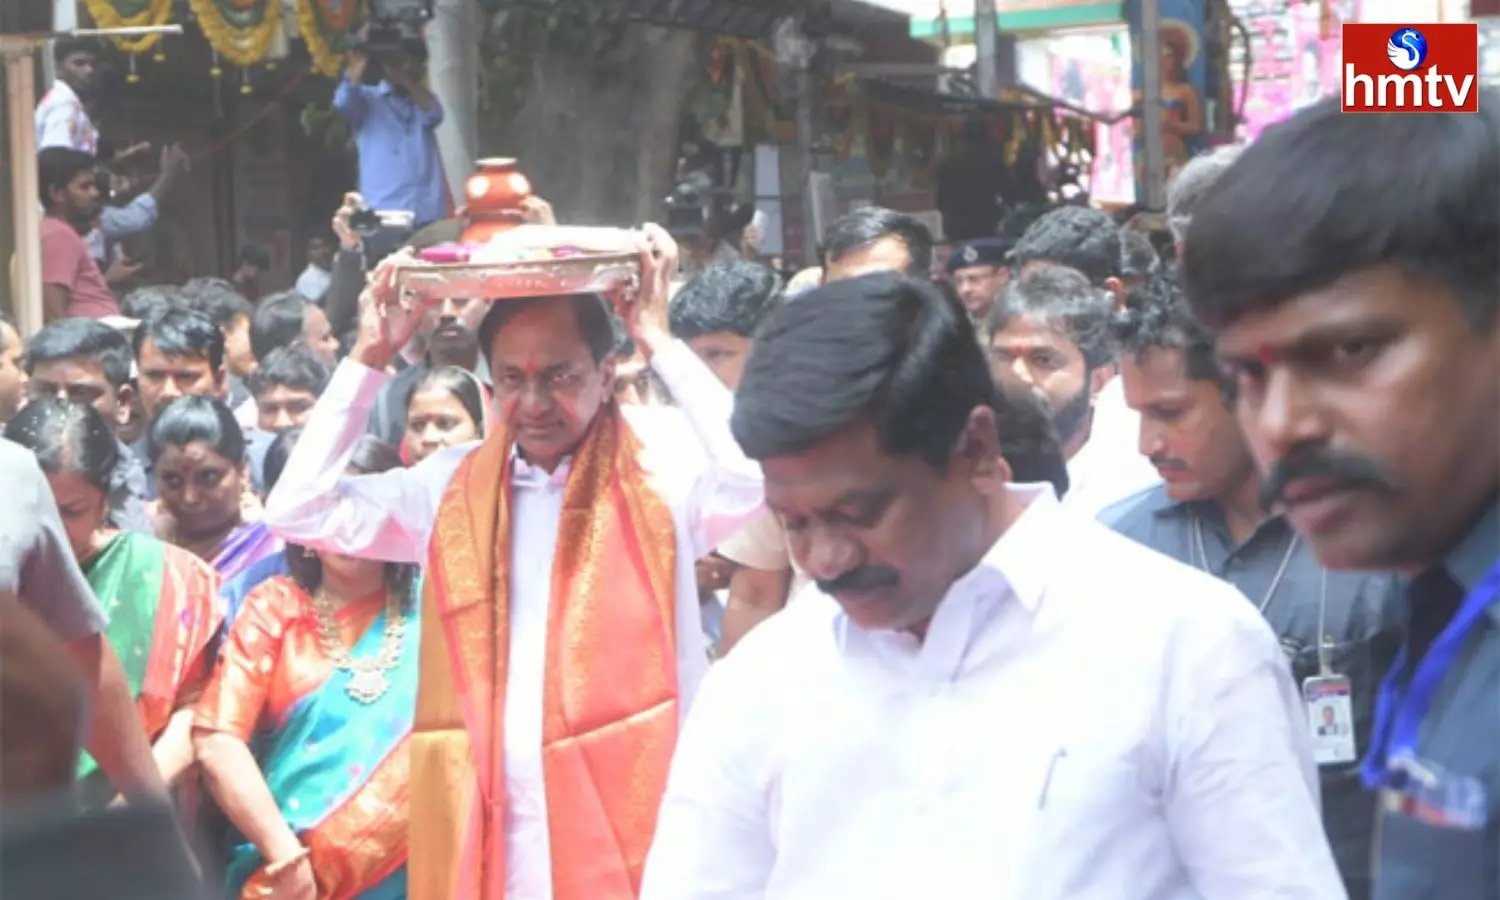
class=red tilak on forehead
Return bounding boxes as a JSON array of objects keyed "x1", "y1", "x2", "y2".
[{"x1": 1255, "y1": 344, "x2": 1281, "y2": 367}]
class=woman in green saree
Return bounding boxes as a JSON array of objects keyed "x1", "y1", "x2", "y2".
[{"x1": 6, "y1": 397, "x2": 224, "y2": 795}]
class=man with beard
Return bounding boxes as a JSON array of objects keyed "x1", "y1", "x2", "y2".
[
  {"x1": 986, "y1": 265, "x2": 1157, "y2": 515},
  {"x1": 641, "y1": 272, "x2": 1341, "y2": 900},
  {"x1": 38, "y1": 148, "x2": 118, "y2": 321},
  {"x1": 1181, "y1": 93, "x2": 1500, "y2": 900},
  {"x1": 1103, "y1": 276, "x2": 1403, "y2": 900},
  {"x1": 1005, "y1": 207, "x2": 1159, "y2": 515}
]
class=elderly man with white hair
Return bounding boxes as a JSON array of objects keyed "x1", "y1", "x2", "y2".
[{"x1": 1166, "y1": 145, "x2": 1244, "y2": 253}]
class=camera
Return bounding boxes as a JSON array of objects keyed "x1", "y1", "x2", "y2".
[
  {"x1": 349, "y1": 205, "x2": 416, "y2": 238},
  {"x1": 352, "y1": 0, "x2": 433, "y2": 54}
]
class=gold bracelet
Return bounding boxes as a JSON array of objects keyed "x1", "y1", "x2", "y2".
[{"x1": 265, "y1": 847, "x2": 311, "y2": 878}]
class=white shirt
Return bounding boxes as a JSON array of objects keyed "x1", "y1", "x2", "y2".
[
  {"x1": 295, "y1": 264, "x2": 332, "y2": 301},
  {"x1": 263, "y1": 340, "x2": 765, "y2": 900},
  {"x1": 35, "y1": 80, "x2": 97, "y2": 154},
  {"x1": 1064, "y1": 377, "x2": 1160, "y2": 518},
  {"x1": 641, "y1": 486, "x2": 1345, "y2": 900}
]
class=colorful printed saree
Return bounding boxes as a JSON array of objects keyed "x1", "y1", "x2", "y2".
[
  {"x1": 79, "y1": 531, "x2": 223, "y2": 782},
  {"x1": 196, "y1": 576, "x2": 416, "y2": 900},
  {"x1": 213, "y1": 521, "x2": 284, "y2": 582}
]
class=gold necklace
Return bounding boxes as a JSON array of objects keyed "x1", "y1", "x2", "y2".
[{"x1": 312, "y1": 586, "x2": 406, "y2": 704}]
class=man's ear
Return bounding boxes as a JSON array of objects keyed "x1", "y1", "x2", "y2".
[
  {"x1": 1088, "y1": 362, "x2": 1116, "y2": 401},
  {"x1": 212, "y1": 366, "x2": 229, "y2": 399},
  {"x1": 1105, "y1": 277, "x2": 1127, "y2": 310}
]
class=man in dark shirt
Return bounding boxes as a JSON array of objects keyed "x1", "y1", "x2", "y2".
[
  {"x1": 1181, "y1": 92, "x2": 1500, "y2": 900},
  {"x1": 1102, "y1": 275, "x2": 1402, "y2": 900}
]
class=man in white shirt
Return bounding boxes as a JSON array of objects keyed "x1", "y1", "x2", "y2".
[
  {"x1": 985, "y1": 265, "x2": 1158, "y2": 517},
  {"x1": 641, "y1": 273, "x2": 1344, "y2": 900},
  {"x1": 293, "y1": 233, "x2": 335, "y2": 302},
  {"x1": 264, "y1": 226, "x2": 763, "y2": 900},
  {"x1": 1007, "y1": 206, "x2": 1161, "y2": 516},
  {"x1": 35, "y1": 38, "x2": 100, "y2": 156}
]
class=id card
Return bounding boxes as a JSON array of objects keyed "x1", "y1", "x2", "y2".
[{"x1": 1304, "y1": 675, "x2": 1357, "y2": 765}]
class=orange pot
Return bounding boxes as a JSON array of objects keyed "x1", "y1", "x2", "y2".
[{"x1": 462, "y1": 157, "x2": 532, "y2": 244}]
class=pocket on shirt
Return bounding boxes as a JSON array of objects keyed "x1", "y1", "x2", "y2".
[{"x1": 1374, "y1": 807, "x2": 1493, "y2": 900}]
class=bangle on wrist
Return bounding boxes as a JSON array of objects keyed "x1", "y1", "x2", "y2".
[{"x1": 265, "y1": 847, "x2": 310, "y2": 878}]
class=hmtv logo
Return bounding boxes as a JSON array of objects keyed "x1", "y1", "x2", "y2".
[{"x1": 1342, "y1": 24, "x2": 1479, "y2": 113}]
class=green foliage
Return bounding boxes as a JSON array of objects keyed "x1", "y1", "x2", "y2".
[{"x1": 479, "y1": 0, "x2": 626, "y2": 122}]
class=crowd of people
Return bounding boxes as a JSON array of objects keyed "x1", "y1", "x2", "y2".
[{"x1": 0, "y1": 30, "x2": 1495, "y2": 900}]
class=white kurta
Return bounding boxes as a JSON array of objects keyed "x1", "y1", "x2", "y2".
[
  {"x1": 264, "y1": 340, "x2": 765, "y2": 900},
  {"x1": 1064, "y1": 377, "x2": 1161, "y2": 518},
  {"x1": 641, "y1": 486, "x2": 1346, "y2": 900}
]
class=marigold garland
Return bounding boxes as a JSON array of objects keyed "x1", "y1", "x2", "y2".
[
  {"x1": 189, "y1": 0, "x2": 279, "y2": 67},
  {"x1": 84, "y1": 0, "x2": 173, "y2": 54},
  {"x1": 296, "y1": 0, "x2": 358, "y2": 77}
]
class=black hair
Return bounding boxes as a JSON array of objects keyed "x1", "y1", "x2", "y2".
[
  {"x1": 407, "y1": 366, "x2": 486, "y2": 437},
  {"x1": 1182, "y1": 94, "x2": 1500, "y2": 332},
  {"x1": 180, "y1": 277, "x2": 253, "y2": 330},
  {"x1": 477, "y1": 294, "x2": 616, "y2": 365},
  {"x1": 668, "y1": 261, "x2": 782, "y2": 341},
  {"x1": 1120, "y1": 230, "x2": 1161, "y2": 281},
  {"x1": 247, "y1": 343, "x2": 333, "y2": 399},
  {"x1": 733, "y1": 273, "x2": 995, "y2": 471},
  {"x1": 262, "y1": 427, "x2": 302, "y2": 495},
  {"x1": 25, "y1": 318, "x2": 133, "y2": 387},
  {"x1": 1009, "y1": 205, "x2": 1123, "y2": 286},
  {"x1": 4, "y1": 398, "x2": 119, "y2": 494},
  {"x1": 822, "y1": 208, "x2": 934, "y2": 279},
  {"x1": 119, "y1": 285, "x2": 179, "y2": 322},
  {"x1": 986, "y1": 265, "x2": 1117, "y2": 370},
  {"x1": 1113, "y1": 274, "x2": 1234, "y2": 399},
  {"x1": 146, "y1": 395, "x2": 245, "y2": 465},
  {"x1": 285, "y1": 437, "x2": 416, "y2": 598},
  {"x1": 249, "y1": 291, "x2": 312, "y2": 363},
  {"x1": 237, "y1": 246, "x2": 271, "y2": 270},
  {"x1": 52, "y1": 37, "x2": 98, "y2": 65},
  {"x1": 991, "y1": 374, "x2": 1070, "y2": 498},
  {"x1": 38, "y1": 147, "x2": 96, "y2": 214},
  {"x1": 134, "y1": 306, "x2": 225, "y2": 372}
]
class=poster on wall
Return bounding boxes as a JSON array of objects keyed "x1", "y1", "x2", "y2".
[
  {"x1": 1125, "y1": 0, "x2": 1208, "y2": 199},
  {"x1": 1050, "y1": 54, "x2": 1134, "y2": 205},
  {"x1": 1228, "y1": 0, "x2": 1360, "y2": 141}
]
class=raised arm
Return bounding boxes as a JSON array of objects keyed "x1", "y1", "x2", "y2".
[
  {"x1": 264, "y1": 259, "x2": 464, "y2": 563},
  {"x1": 625, "y1": 225, "x2": 764, "y2": 557},
  {"x1": 332, "y1": 52, "x2": 375, "y2": 128}
]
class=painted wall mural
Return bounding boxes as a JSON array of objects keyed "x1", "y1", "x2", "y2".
[{"x1": 1228, "y1": 0, "x2": 1361, "y2": 140}]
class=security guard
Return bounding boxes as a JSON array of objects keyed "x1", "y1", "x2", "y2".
[{"x1": 945, "y1": 237, "x2": 1010, "y2": 324}]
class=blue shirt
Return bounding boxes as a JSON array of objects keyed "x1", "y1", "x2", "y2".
[
  {"x1": 1372, "y1": 500, "x2": 1499, "y2": 900},
  {"x1": 332, "y1": 79, "x2": 447, "y2": 225}
]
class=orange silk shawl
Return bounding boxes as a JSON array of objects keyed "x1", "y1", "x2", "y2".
[{"x1": 409, "y1": 401, "x2": 680, "y2": 900}]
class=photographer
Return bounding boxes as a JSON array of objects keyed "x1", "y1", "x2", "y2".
[{"x1": 333, "y1": 33, "x2": 447, "y2": 235}]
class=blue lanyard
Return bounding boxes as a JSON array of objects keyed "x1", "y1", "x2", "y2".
[{"x1": 1361, "y1": 559, "x2": 1500, "y2": 789}]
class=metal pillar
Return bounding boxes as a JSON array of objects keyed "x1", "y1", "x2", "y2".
[
  {"x1": 975, "y1": 0, "x2": 998, "y2": 98},
  {"x1": 1138, "y1": 0, "x2": 1166, "y2": 208}
]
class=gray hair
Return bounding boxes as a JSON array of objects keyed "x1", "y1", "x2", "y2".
[{"x1": 1166, "y1": 145, "x2": 1245, "y2": 244}]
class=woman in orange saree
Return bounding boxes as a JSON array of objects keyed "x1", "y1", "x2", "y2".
[
  {"x1": 194, "y1": 438, "x2": 416, "y2": 900},
  {"x1": 4, "y1": 397, "x2": 223, "y2": 799}
]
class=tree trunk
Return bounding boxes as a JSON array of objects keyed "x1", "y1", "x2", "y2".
[{"x1": 479, "y1": 24, "x2": 700, "y2": 228}]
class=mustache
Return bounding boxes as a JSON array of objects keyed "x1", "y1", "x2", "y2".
[
  {"x1": 1260, "y1": 449, "x2": 1399, "y2": 512},
  {"x1": 1149, "y1": 454, "x2": 1187, "y2": 471},
  {"x1": 816, "y1": 565, "x2": 900, "y2": 596}
]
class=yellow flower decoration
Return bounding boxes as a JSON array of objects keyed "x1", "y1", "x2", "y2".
[
  {"x1": 84, "y1": 0, "x2": 174, "y2": 54},
  {"x1": 189, "y1": 0, "x2": 280, "y2": 67}
]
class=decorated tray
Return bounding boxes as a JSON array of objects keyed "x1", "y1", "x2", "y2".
[{"x1": 392, "y1": 226, "x2": 642, "y2": 305}]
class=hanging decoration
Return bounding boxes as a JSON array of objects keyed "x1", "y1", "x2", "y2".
[
  {"x1": 190, "y1": 0, "x2": 281, "y2": 67},
  {"x1": 83, "y1": 0, "x2": 173, "y2": 55},
  {"x1": 296, "y1": 0, "x2": 360, "y2": 77}
]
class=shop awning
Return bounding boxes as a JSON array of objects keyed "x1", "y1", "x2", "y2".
[
  {"x1": 909, "y1": 1, "x2": 1122, "y2": 41},
  {"x1": 483, "y1": 0, "x2": 806, "y2": 38}
]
